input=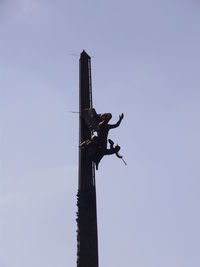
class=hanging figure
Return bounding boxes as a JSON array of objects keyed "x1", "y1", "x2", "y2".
[
  {"x1": 96, "y1": 112, "x2": 124, "y2": 151},
  {"x1": 80, "y1": 109, "x2": 124, "y2": 169}
]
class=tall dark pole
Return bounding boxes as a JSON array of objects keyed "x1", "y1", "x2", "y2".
[{"x1": 77, "y1": 51, "x2": 98, "y2": 267}]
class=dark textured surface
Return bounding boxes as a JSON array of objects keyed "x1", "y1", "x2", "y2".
[
  {"x1": 77, "y1": 51, "x2": 98, "y2": 267},
  {"x1": 76, "y1": 188, "x2": 98, "y2": 267}
]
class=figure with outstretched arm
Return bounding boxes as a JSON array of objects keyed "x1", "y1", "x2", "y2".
[
  {"x1": 107, "y1": 113, "x2": 124, "y2": 129},
  {"x1": 97, "y1": 113, "x2": 124, "y2": 150},
  {"x1": 80, "y1": 110, "x2": 125, "y2": 169}
]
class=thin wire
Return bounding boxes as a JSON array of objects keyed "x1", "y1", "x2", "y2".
[
  {"x1": 69, "y1": 53, "x2": 79, "y2": 57},
  {"x1": 122, "y1": 158, "x2": 127, "y2": 166},
  {"x1": 69, "y1": 111, "x2": 80, "y2": 114}
]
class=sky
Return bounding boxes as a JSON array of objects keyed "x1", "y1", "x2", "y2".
[{"x1": 1, "y1": 0, "x2": 200, "y2": 266}]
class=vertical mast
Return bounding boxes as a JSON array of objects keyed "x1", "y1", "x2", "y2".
[{"x1": 77, "y1": 50, "x2": 98, "y2": 267}]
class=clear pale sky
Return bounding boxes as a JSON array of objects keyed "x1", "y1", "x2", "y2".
[{"x1": 1, "y1": 1, "x2": 200, "y2": 267}]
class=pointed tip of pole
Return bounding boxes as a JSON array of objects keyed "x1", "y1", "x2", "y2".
[{"x1": 80, "y1": 50, "x2": 91, "y2": 59}]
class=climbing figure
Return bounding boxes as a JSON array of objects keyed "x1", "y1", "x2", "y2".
[
  {"x1": 96, "y1": 112, "x2": 124, "y2": 151},
  {"x1": 80, "y1": 109, "x2": 125, "y2": 169}
]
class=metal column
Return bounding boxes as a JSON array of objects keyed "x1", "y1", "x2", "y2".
[{"x1": 77, "y1": 50, "x2": 98, "y2": 267}]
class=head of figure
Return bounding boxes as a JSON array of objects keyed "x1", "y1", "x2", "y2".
[{"x1": 100, "y1": 113, "x2": 112, "y2": 122}]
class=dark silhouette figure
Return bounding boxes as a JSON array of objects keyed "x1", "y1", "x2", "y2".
[
  {"x1": 96, "y1": 113, "x2": 124, "y2": 150},
  {"x1": 80, "y1": 111, "x2": 124, "y2": 169}
]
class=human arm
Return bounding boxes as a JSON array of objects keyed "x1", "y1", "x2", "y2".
[{"x1": 108, "y1": 113, "x2": 124, "y2": 129}]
